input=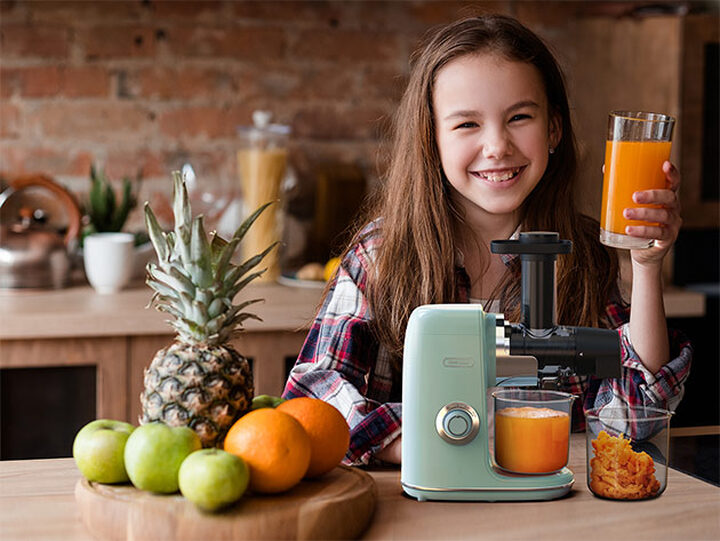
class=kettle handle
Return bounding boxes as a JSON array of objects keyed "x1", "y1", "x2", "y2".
[{"x1": 8, "y1": 174, "x2": 82, "y2": 246}]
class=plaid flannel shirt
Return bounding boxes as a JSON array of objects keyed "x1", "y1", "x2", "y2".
[{"x1": 282, "y1": 223, "x2": 692, "y2": 465}]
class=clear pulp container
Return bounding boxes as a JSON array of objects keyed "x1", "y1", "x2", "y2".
[
  {"x1": 492, "y1": 389, "x2": 575, "y2": 474},
  {"x1": 585, "y1": 406, "x2": 671, "y2": 500}
]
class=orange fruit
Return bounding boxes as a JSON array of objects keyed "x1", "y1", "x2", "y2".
[
  {"x1": 323, "y1": 257, "x2": 341, "y2": 281},
  {"x1": 223, "y1": 408, "x2": 311, "y2": 494},
  {"x1": 277, "y1": 397, "x2": 350, "y2": 478}
]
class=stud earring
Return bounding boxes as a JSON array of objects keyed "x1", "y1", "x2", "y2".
[{"x1": 549, "y1": 147, "x2": 555, "y2": 154}]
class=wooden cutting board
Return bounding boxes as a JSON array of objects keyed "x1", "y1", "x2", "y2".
[{"x1": 75, "y1": 465, "x2": 377, "y2": 541}]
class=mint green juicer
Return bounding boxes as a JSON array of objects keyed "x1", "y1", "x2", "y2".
[{"x1": 401, "y1": 232, "x2": 622, "y2": 502}]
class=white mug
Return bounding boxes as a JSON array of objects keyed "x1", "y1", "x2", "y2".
[{"x1": 84, "y1": 233, "x2": 135, "y2": 294}]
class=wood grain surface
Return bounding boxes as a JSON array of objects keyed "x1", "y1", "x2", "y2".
[
  {"x1": 1, "y1": 440, "x2": 719, "y2": 541},
  {"x1": 0, "y1": 282, "x2": 704, "y2": 340},
  {"x1": 74, "y1": 465, "x2": 377, "y2": 541}
]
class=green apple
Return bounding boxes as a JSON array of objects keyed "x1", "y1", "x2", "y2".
[
  {"x1": 251, "y1": 394, "x2": 287, "y2": 410},
  {"x1": 124, "y1": 422, "x2": 201, "y2": 493},
  {"x1": 179, "y1": 448, "x2": 249, "y2": 512},
  {"x1": 73, "y1": 419, "x2": 135, "y2": 484}
]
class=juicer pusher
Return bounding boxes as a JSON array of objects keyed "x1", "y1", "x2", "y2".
[{"x1": 400, "y1": 232, "x2": 621, "y2": 501}]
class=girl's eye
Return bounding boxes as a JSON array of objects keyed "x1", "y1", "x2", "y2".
[
  {"x1": 509, "y1": 114, "x2": 532, "y2": 122},
  {"x1": 455, "y1": 121, "x2": 478, "y2": 129}
]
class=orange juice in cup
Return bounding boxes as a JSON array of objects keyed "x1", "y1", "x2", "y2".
[
  {"x1": 599, "y1": 111, "x2": 675, "y2": 250},
  {"x1": 492, "y1": 389, "x2": 574, "y2": 474}
]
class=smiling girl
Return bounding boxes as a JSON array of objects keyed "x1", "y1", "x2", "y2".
[{"x1": 283, "y1": 15, "x2": 692, "y2": 465}]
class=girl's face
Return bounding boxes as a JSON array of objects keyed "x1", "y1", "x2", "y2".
[{"x1": 433, "y1": 53, "x2": 560, "y2": 226}]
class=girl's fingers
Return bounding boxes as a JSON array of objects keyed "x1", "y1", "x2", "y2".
[
  {"x1": 632, "y1": 189, "x2": 678, "y2": 206},
  {"x1": 624, "y1": 207, "x2": 674, "y2": 224},
  {"x1": 625, "y1": 224, "x2": 672, "y2": 241},
  {"x1": 625, "y1": 206, "x2": 682, "y2": 241},
  {"x1": 663, "y1": 161, "x2": 681, "y2": 190}
]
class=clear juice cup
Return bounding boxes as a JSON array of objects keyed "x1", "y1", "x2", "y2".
[
  {"x1": 492, "y1": 389, "x2": 575, "y2": 474},
  {"x1": 585, "y1": 406, "x2": 672, "y2": 500},
  {"x1": 599, "y1": 111, "x2": 675, "y2": 250}
]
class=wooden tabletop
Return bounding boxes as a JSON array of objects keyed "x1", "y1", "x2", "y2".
[
  {"x1": 2, "y1": 435, "x2": 718, "y2": 541},
  {"x1": 0, "y1": 282, "x2": 704, "y2": 341}
]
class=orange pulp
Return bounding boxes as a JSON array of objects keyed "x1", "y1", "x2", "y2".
[
  {"x1": 600, "y1": 140, "x2": 672, "y2": 235},
  {"x1": 494, "y1": 406, "x2": 570, "y2": 473}
]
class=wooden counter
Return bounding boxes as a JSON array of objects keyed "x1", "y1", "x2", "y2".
[
  {"x1": 0, "y1": 281, "x2": 324, "y2": 340},
  {"x1": 0, "y1": 282, "x2": 324, "y2": 427},
  {"x1": 0, "y1": 282, "x2": 706, "y2": 426},
  {"x1": 0, "y1": 283, "x2": 705, "y2": 341},
  {"x1": 1, "y1": 435, "x2": 718, "y2": 541}
]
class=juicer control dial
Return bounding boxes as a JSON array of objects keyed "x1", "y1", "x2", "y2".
[{"x1": 435, "y1": 402, "x2": 480, "y2": 445}]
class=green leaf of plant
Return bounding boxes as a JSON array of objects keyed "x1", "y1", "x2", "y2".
[
  {"x1": 231, "y1": 201, "x2": 274, "y2": 244},
  {"x1": 233, "y1": 242, "x2": 278, "y2": 281},
  {"x1": 144, "y1": 203, "x2": 169, "y2": 265},
  {"x1": 110, "y1": 178, "x2": 135, "y2": 232},
  {"x1": 88, "y1": 170, "x2": 107, "y2": 227},
  {"x1": 228, "y1": 268, "x2": 266, "y2": 300},
  {"x1": 172, "y1": 171, "x2": 191, "y2": 235},
  {"x1": 213, "y1": 237, "x2": 239, "y2": 279},
  {"x1": 190, "y1": 215, "x2": 213, "y2": 288}
]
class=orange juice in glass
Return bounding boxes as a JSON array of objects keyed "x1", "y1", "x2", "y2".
[
  {"x1": 492, "y1": 389, "x2": 574, "y2": 474},
  {"x1": 600, "y1": 111, "x2": 675, "y2": 250}
]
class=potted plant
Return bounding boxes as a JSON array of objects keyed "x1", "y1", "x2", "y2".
[{"x1": 81, "y1": 165, "x2": 152, "y2": 278}]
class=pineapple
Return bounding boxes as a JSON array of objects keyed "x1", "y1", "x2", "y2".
[{"x1": 140, "y1": 171, "x2": 276, "y2": 447}]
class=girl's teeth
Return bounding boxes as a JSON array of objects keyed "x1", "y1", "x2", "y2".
[{"x1": 479, "y1": 168, "x2": 520, "y2": 182}]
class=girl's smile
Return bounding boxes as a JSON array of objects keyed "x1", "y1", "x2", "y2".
[
  {"x1": 471, "y1": 166, "x2": 525, "y2": 185},
  {"x1": 433, "y1": 53, "x2": 560, "y2": 227}
]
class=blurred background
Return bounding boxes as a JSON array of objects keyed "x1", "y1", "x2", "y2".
[
  {"x1": 0, "y1": 0, "x2": 718, "y2": 460},
  {"x1": 1, "y1": 1, "x2": 717, "y2": 256}
]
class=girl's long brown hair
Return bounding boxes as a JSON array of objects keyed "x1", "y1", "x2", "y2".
[{"x1": 340, "y1": 15, "x2": 618, "y2": 368}]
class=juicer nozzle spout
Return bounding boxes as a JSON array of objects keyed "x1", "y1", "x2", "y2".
[{"x1": 505, "y1": 322, "x2": 621, "y2": 379}]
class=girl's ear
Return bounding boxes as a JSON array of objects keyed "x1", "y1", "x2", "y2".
[{"x1": 549, "y1": 112, "x2": 562, "y2": 149}]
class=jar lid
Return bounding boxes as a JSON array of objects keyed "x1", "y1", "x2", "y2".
[{"x1": 237, "y1": 110, "x2": 291, "y2": 147}]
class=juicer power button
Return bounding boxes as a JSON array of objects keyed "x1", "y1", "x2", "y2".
[{"x1": 435, "y1": 403, "x2": 480, "y2": 445}]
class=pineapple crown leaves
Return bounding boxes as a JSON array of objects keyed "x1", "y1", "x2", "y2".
[
  {"x1": 143, "y1": 170, "x2": 277, "y2": 345},
  {"x1": 86, "y1": 164, "x2": 141, "y2": 233}
]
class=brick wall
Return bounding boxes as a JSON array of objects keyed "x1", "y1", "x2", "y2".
[{"x1": 0, "y1": 0, "x2": 691, "y2": 255}]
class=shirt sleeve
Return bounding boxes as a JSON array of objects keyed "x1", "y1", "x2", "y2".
[
  {"x1": 282, "y1": 231, "x2": 402, "y2": 466},
  {"x1": 583, "y1": 299, "x2": 693, "y2": 419}
]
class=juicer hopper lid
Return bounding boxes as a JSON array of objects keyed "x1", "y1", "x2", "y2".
[{"x1": 491, "y1": 232, "x2": 571, "y2": 257}]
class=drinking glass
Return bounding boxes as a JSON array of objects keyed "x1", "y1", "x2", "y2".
[{"x1": 599, "y1": 111, "x2": 675, "y2": 250}]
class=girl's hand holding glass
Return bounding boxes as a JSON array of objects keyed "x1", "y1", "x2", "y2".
[{"x1": 625, "y1": 160, "x2": 682, "y2": 266}]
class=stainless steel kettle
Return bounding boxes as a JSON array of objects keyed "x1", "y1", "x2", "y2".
[{"x1": 0, "y1": 174, "x2": 82, "y2": 289}]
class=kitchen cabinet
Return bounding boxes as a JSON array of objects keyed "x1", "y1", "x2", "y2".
[{"x1": 0, "y1": 282, "x2": 321, "y2": 458}]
